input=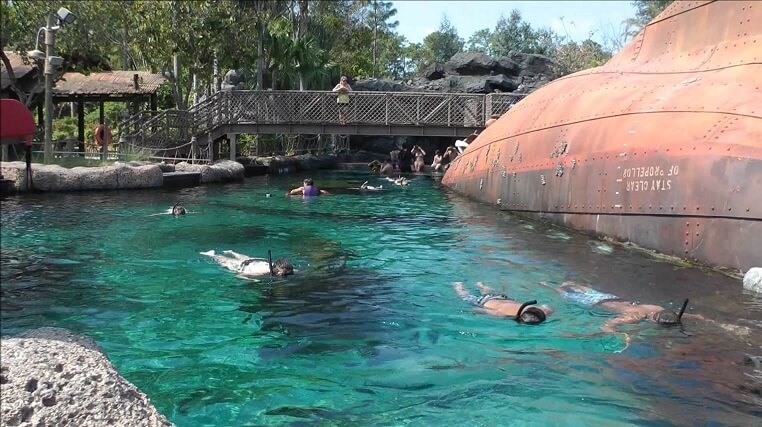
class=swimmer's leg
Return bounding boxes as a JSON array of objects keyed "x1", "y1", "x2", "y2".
[
  {"x1": 476, "y1": 282, "x2": 497, "y2": 295},
  {"x1": 454, "y1": 282, "x2": 479, "y2": 305},
  {"x1": 222, "y1": 250, "x2": 249, "y2": 262},
  {"x1": 453, "y1": 282, "x2": 471, "y2": 299}
]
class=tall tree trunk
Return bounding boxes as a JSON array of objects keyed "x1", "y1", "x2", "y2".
[
  {"x1": 257, "y1": 18, "x2": 265, "y2": 90},
  {"x1": 121, "y1": 24, "x2": 129, "y2": 70},
  {"x1": 372, "y1": 2, "x2": 378, "y2": 78},
  {"x1": 297, "y1": 0, "x2": 308, "y2": 90},
  {"x1": 171, "y1": 54, "x2": 187, "y2": 110}
]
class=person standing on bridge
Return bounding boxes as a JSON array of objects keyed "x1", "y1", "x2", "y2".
[{"x1": 333, "y1": 76, "x2": 352, "y2": 124}]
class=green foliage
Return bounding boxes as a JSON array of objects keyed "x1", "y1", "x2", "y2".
[
  {"x1": 422, "y1": 16, "x2": 464, "y2": 64},
  {"x1": 2, "y1": 0, "x2": 656, "y2": 108},
  {"x1": 552, "y1": 39, "x2": 611, "y2": 76},
  {"x1": 625, "y1": 1, "x2": 673, "y2": 37},
  {"x1": 52, "y1": 116, "x2": 78, "y2": 141}
]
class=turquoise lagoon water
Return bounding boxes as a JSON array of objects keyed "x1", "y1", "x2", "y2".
[{"x1": 1, "y1": 171, "x2": 760, "y2": 426}]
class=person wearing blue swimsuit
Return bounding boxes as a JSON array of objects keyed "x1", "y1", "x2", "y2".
[
  {"x1": 540, "y1": 281, "x2": 703, "y2": 333},
  {"x1": 286, "y1": 178, "x2": 330, "y2": 197}
]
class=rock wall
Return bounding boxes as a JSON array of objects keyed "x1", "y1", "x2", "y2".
[
  {"x1": 1, "y1": 161, "x2": 163, "y2": 193},
  {"x1": 1, "y1": 327, "x2": 173, "y2": 426},
  {"x1": 0, "y1": 159, "x2": 245, "y2": 192}
]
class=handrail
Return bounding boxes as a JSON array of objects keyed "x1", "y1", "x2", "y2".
[{"x1": 118, "y1": 90, "x2": 527, "y2": 155}]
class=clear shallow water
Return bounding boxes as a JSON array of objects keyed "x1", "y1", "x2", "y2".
[{"x1": 1, "y1": 171, "x2": 760, "y2": 426}]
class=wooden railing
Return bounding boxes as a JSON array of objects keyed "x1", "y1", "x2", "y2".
[{"x1": 118, "y1": 91, "x2": 524, "y2": 158}]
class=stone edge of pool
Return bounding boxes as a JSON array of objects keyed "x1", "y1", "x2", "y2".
[
  {"x1": 0, "y1": 327, "x2": 175, "y2": 426},
  {"x1": 0, "y1": 153, "x2": 340, "y2": 194}
]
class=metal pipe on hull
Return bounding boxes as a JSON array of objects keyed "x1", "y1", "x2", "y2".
[{"x1": 442, "y1": 0, "x2": 762, "y2": 272}]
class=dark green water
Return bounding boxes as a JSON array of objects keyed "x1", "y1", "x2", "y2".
[{"x1": 2, "y1": 171, "x2": 760, "y2": 426}]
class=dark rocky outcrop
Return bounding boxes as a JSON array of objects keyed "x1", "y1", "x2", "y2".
[
  {"x1": 354, "y1": 51, "x2": 557, "y2": 95},
  {"x1": 238, "y1": 153, "x2": 337, "y2": 174}
]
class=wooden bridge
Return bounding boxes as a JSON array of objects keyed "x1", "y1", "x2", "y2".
[{"x1": 117, "y1": 90, "x2": 522, "y2": 163}]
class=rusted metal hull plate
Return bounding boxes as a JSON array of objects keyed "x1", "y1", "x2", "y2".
[{"x1": 442, "y1": 0, "x2": 762, "y2": 271}]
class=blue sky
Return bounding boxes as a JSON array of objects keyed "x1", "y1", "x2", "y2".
[{"x1": 391, "y1": 1, "x2": 636, "y2": 47}]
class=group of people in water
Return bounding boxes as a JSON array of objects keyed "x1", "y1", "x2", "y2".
[
  {"x1": 172, "y1": 170, "x2": 703, "y2": 349},
  {"x1": 382, "y1": 142, "x2": 462, "y2": 175}
]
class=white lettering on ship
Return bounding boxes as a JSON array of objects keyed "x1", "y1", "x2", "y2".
[{"x1": 623, "y1": 165, "x2": 678, "y2": 192}]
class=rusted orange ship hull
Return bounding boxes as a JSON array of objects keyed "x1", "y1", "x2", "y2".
[{"x1": 442, "y1": 1, "x2": 762, "y2": 272}]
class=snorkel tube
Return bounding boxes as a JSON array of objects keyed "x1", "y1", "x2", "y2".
[
  {"x1": 514, "y1": 300, "x2": 537, "y2": 323},
  {"x1": 677, "y1": 298, "x2": 689, "y2": 322},
  {"x1": 268, "y1": 250, "x2": 273, "y2": 276}
]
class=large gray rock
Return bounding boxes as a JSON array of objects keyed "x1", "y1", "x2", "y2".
[
  {"x1": 743, "y1": 267, "x2": 762, "y2": 293},
  {"x1": 444, "y1": 52, "x2": 499, "y2": 76},
  {"x1": 352, "y1": 52, "x2": 552, "y2": 95},
  {"x1": 352, "y1": 78, "x2": 416, "y2": 92},
  {"x1": 421, "y1": 63, "x2": 446, "y2": 80},
  {"x1": 0, "y1": 161, "x2": 163, "y2": 192},
  {"x1": 509, "y1": 52, "x2": 557, "y2": 77},
  {"x1": 1, "y1": 327, "x2": 173, "y2": 426},
  {"x1": 442, "y1": 75, "x2": 518, "y2": 93},
  {"x1": 175, "y1": 159, "x2": 244, "y2": 183}
]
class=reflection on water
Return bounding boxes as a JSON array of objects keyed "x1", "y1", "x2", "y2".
[{"x1": 1, "y1": 172, "x2": 760, "y2": 426}]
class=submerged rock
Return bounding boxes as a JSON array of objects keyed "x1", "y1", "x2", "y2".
[
  {"x1": 743, "y1": 267, "x2": 762, "y2": 293},
  {"x1": 0, "y1": 327, "x2": 173, "y2": 426}
]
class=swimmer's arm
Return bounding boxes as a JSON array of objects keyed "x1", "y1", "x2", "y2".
[
  {"x1": 682, "y1": 313, "x2": 705, "y2": 321},
  {"x1": 601, "y1": 315, "x2": 639, "y2": 334},
  {"x1": 285, "y1": 187, "x2": 304, "y2": 196},
  {"x1": 538, "y1": 281, "x2": 564, "y2": 294},
  {"x1": 319, "y1": 189, "x2": 331, "y2": 195}
]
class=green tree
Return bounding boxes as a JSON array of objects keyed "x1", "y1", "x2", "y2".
[
  {"x1": 422, "y1": 15, "x2": 464, "y2": 64},
  {"x1": 365, "y1": 0, "x2": 398, "y2": 78},
  {"x1": 489, "y1": 9, "x2": 552, "y2": 56},
  {"x1": 626, "y1": 0, "x2": 673, "y2": 36},
  {"x1": 552, "y1": 39, "x2": 611, "y2": 76},
  {"x1": 466, "y1": 28, "x2": 492, "y2": 54}
]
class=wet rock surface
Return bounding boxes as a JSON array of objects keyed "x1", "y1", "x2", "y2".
[{"x1": 1, "y1": 327, "x2": 173, "y2": 426}]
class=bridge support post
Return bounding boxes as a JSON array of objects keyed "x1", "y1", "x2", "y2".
[
  {"x1": 228, "y1": 133, "x2": 237, "y2": 161},
  {"x1": 208, "y1": 134, "x2": 213, "y2": 163}
]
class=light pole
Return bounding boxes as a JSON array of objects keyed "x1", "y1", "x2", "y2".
[{"x1": 28, "y1": 7, "x2": 76, "y2": 163}]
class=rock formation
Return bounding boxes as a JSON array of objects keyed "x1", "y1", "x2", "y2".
[
  {"x1": 174, "y1": 159, "x2": 245, "y2": 183},
  {"x1": 1, "y1": 327, "x2": 173, "y2": 426},
  {"x1": 0, "y1": 161, "x2": 164, "y2": 192},
  {"x1": 353, "y1": 52, "x2": 557, "y2": 95}
]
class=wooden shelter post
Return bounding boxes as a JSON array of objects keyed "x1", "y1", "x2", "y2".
[{"x1": 77, "y1": 99, "x2": 85, "y2": 151}]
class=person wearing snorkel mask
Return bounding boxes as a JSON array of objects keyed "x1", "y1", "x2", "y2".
[
  {"x1": 200, "y1": 250, "x2": 294, "y2": 277},
  {"x1": 539, "y1": 281, "x2": 703, "y2": 333},
  {"x1": 454, "y1": 282, "x2": 554, "y2": 324}
]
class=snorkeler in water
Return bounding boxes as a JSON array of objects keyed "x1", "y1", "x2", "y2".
[
  {"x1": 201, "y1": 250, "x2": 294, "y2": 277},
  {"x1": 454, "y1": 282, "x2": 554, "y2": 325},
  {"x1": 172, "y1": 203, "x2": 187, "y2": 216},
  {"x1": 539, "y1": 281, "x2": 703, "y2": 333}
]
